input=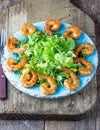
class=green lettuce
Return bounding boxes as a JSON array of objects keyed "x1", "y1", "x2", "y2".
[{"x1": 18, "y1": 32, "x2": 80, "y2": 84}]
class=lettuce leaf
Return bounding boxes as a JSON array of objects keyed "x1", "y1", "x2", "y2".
[{"x1": 18, "y1": 32, "x2": 79, "y2": 84}]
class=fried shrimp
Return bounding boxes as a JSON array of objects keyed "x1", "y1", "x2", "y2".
[
  {"x1": 20, "y1": 69, "x2": 38, "y2": 88},
  {"x1": 74, "y1": 58, "x2": 93, "y2": 76},
  {"x1": 6, "y1": 55, "x2": 27, "y2": 71},
  {"x1": 63, "y1": 25, "x2": 81, "y2": 40},
  {"x1": 75, "y1": 43, "x2": 94, "y2": 58},
  {"x1": 7, "y1": 36, "x2": 28, "y2": 54},
  {"x1": 44, "y1": 19, "x2": 60, "y2": 35},
  {"x1": 21, "y1": 23, "x2": 36, "y2": 36},
  {"x1": 39, "y1": 74, "x2": 57, "y2": 95},
  {"x1": 61, "y1": 68, "x2": 79, "y2": 91}
]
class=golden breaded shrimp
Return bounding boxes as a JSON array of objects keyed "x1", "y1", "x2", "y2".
[
  {"x1": 39, "y1": 74, "x2": 57, "y2": 95},
  {"x1": 61, "y1": 68, "x2": 79, "y2": 91},
  {"x1": 20, "y1": 69, "x2": 38, "y2": 88},
  {"x1": 74, "y1": 58, "x2": 93, "y2": 76},
  {"x1": 63, "y1": 25, "x2": 81, "y2": 40},
  {"x1": 75, "y1": 43, "x2": 94, "y2": 58},
  {"x1": 21, "y1": 23, "x2": 36, "y2": 36},
  {"x1": 6, "y1": 55, "x2": 27, "y2": 71},
  {"x1": 44, "y1": 19, "x2": 60, "y2": 35},
  {"x1": 7, "y1": 36, "x2": 28, "y2": 54}
]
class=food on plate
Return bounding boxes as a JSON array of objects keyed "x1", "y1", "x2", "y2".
[
  {"x1": 5, "y1": 19, "x2": 95, "y2": 95},
  {"x1": 7, "y1": 36, "x2": 28, "y2": 54},
  {"x1": 63, "y1": 25, "x2": 81, "y2": 40},
  {"x1": 44, "y1": 19, "x2": 60, "y2": 35},
  {"x1": 21, "y1": 23, "x2": 36, "y2": 36},
  {"x1": 75, "y1": 43, "x2": 94, "y2": 58},
  {"x1": 20, "y1": 68, "x2": 38, "y2": 88},
  {"x1": 74, "y1": 58, "x2": 93, "y2": 76},
  {"x1": 61, "y1": 68, "x2": 79, "y2": 91},
  {"x1": 39, "y1": 74, "x2": 57, "y2": 95},
  {"x1": 6, "y1": 55, "x2": 27, "y2": 71}
]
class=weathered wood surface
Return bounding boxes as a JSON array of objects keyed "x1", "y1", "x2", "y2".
[
  {"x1": 70, "y1": 0, "x2": 100, "y2": 24},
  {"x1": 45, "y1": 111, "x2": 96, "y2": 130},
  {"x1": 0, "y1": 0, "x2": 97, "y2": 120},
  {"x1": 0, "y1": 120, "x2": 44, "y2": 130},
  {"x1": 0, "y1": 0, "x2": 100, "y2": 129},
  {"x1": 0, "y1": 0, "x2": 23, "y2": 11},
  {"x1": 0, "y1": 109, "x2": 99, "y2": 130}
]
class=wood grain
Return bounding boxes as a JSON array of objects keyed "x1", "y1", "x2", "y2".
[
  {"x1": 45, "y1": 112, "x2": 96, "y2": 130},
  {"x1": 0, "y1": 120, "x2": 44, "y2": 130},
  {"x1": 0, "y1": 64, "x2": 7, "y2": 99},
  {"x1": 0, "y1": 8, "x2": 8, "y2": 113},
  {"x1": 70, "y1": 0, "x2": 100, "y2": 24},
  {"x1": 0, "y1": 0, "x2": 23, "y2": 11},
  {"x1": 0, "y1": 0, "x2": 97, "y2": 120}
]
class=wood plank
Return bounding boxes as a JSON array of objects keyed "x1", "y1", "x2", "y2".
[
  {"x1": 70, "y1": 0, "x2": 100, "y2": 24},
  {"x1": 45, "y1": 109, "x2": 96, "y2": 130},
  {"x1": 0, "y1": 0, "x2": 97, "y2": 120},
  {"x1": 0, "y1": 0, "x2": 23, "y2": 11},
  {"x1": 0, "y1": 8, "x2": 8, "y2": 112},
  {"x1": 0, "y1": 120, "x2": 44, "y2": 130},
  {"x1": 96, "y1": 111, "x2": 100, "y2": 130}
]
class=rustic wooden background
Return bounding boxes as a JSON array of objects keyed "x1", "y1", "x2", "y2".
[
  {"x1": 0, "y1": 0, "x2": 100, "y2": 129},
  {"x1": 0, "y1": 0, "x2": 97, "y2": 120}
]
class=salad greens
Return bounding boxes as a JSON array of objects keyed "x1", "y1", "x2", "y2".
[{"x1": 18, "y1": 32, "x2": 81, "y2": 84}]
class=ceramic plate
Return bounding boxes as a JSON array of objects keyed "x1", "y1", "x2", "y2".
[{"x1": 2, "y1": 22, "x2": 98, "y2": 99}]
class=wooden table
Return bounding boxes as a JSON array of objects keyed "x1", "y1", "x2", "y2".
[{"x1": 0, "y1": 0, "x2": 100, "y2": 129}]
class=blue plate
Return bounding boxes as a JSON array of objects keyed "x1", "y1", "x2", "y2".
[{"x1": 2, "y1": 22, "x2": 98, "y2": 99}]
